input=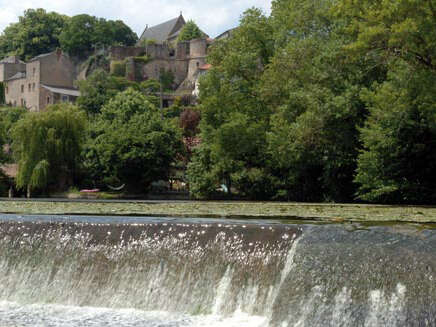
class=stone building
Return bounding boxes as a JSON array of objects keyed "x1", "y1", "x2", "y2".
[
  {"x1": 0, "y1": 50, "x2": 79, "y2": 111},
  {"x1": 110, "y1": 31, "x2": 211, "y2": 101},
  {"x1": 139, "y1": 14, "x2": 187, "y2": 45}
]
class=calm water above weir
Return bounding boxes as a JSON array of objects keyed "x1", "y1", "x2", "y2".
[{"x1": 0, "y1": 214, "x2": 435, "y2": 326}]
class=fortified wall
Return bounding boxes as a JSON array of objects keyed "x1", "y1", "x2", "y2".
[{"x1": 108, "y1": 38, "x2": 209, "y2": 94}]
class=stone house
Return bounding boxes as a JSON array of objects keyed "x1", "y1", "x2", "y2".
[{"x1": 0, "y1": 50, "x2": 79, "y2": 111}]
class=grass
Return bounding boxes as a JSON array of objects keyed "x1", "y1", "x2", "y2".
[{"x1": 1, "y1": 200, "x2": 436, "y2": 223}]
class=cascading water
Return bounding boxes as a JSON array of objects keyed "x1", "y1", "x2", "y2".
[{"x1": 0, "y1": 214, "x2": 435, "y2": 326}]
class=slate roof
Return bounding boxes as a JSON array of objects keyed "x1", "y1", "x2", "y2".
[
  {"x1": 28, "y1": 52, "x2": 53, "y2": 62},
  {"x1": 139, "y1": 15, "x2": 185, "y2": 43},
  {"x1": 41, "y1": 84, "x2": 81, "y2": 97},
  {"x1": 0, "y1": 56, "x2": 25, "y2": 64},
  {"x1": 6, "y1": 71, "x2": 26, "y2": 81}
]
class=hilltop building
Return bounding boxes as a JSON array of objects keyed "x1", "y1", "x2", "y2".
[
  {"x1": 0, "y1": 14, "x2": 223, "y2": 111},
  {"x1": 0, "y1": 50, "x2": 79, "y2": 111},
  {"x1": 138, "y1": 13, "x2": 208, "y2": 45},
  {"x1": 109, "y1": 14, "x2": 212, "y2": 105},
  {"x1": 139, "y1": 14, "x2": 187, "y2": 45}
]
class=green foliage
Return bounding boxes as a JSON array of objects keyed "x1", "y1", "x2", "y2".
[
  {"x1": 110, "y1": 60, "x2": 126, "y2": 77},
  {"x1": 76, "y1": 69, "x2": 137, "y2": 115},
  {"x1": 159, "y1": 68, "x2": 175, "y2": 90},
  {"x1": 0, "y1": 106, "x2": 27, "y2": 144},
  {"x1": 83, "y1": 88, "x2": 182, "y2": 192},
  {"x1": 0, "y1": 8, "x2": 68, "y2": 60},
  {"x1": 59, "y1": 14, "x2": 137, "y2": 57},
  {"x1": 139, "y1": 38, "x2": 157, "y2": 47},
  {"x1": 11, "y1": 104, "x2": 86, "y2": 193},
  {"x1": 355, "y1": 66, "x2": 436, "y2": 204},
  {"x1": 177, "y1": 20, "x2": 202, "y2": 42},
  {"x1": 133, "y1": 55, "x2": 150, "y2": 64},
  {"x1": 334, "y1": 0, "x2": 436, "y2": 71},
  {"x1": 187, "y1": 8, "x2": 275, "y2": 199},
  {"x1": 189, "y1": 3, "x2": 379, "y2": 201}
]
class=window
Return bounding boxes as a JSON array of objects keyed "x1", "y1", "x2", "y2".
[
  {"x1": 47, "y1": 96, "x2": 50, "y2": 105},
  {"x1": 61, "y1": 95, "x2": 69, "y2": 102},
  {"x1": 21, "y1": 85, "x2": 24, "y2": 93},
  {"x1": 33, "y1": 67, "x2": 36, "y2": 77},
  {"x1": 28, "y1": 84, "x2": 31, "y2": 92}
]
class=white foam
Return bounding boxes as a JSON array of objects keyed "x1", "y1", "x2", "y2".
[{"x1": 0, "y1": 301, "x2": 267, "y2": 327}]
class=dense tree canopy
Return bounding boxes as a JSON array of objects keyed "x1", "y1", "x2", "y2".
[
  {"x1": 188, "y1": 0, "x2": 436, "y2": 203},
  {"x1": 0, "y1": 9, "x2": 68, "y2": 60},
  {"x1": 76, "y1": 69, "x2": 138, "y2": 115},
  {"x1": 59, "y1": 15, "x2": 137, "y2": 57},
  {"x1": 1, "y1": 2, "x2": 435, "y2": 203},
  {"x1": 0, "y1": 9, "x2": 137, "y2": 60},
  {"x1": 83, "y1": 88, "x2": 182, "y2": 191},
  {"x1": 11, "y1": 104, "x2": 86, "y2": 194}
]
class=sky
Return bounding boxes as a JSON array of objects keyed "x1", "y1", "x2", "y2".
[{"x1": 0, "y1": 0, "x2": 272, "y2": 38}]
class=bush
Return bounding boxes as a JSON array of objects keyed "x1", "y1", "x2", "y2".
[{"x1": 110, "y1": 60, "x2": 126, "y2": 77}]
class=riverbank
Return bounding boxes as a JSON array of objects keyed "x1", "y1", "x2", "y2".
[{"x1": 1, "y1": 199, "x2": 436, "y2": 223}]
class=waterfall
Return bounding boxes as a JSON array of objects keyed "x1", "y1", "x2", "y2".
[{"x1": 0, "y1": 215, "x2": 435, "y2": 326}]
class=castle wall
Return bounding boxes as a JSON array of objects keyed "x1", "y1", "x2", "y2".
[{"x1": 110, "y1": 46, "x2": 146, "y2": 61}]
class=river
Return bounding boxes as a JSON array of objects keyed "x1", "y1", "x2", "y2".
[{"x1": 0, "y1": 214, "x2": 435, "y2": 326}]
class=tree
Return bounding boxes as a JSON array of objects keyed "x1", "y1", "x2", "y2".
[
  {"x1": 83, "y1": 88, "x2": 182, "y2": 192},
  {"x1": 59, "y1": 14, "x2": 98, "y2": 57},
  {"x1": 0, "y1": 107, "x2": 27, "y2": 144},
  {"x1": 59, "y1": 14, "x2": 137, "y2": 57},
  {"x1": 96, "y1": 19, "x2": 137, "y2": 47},
  {"x1": 0, "y1": 9, "x2": 68, "y2": 60},
  {"x1": 76, "y1": 69, "x2": 137, "y2": 115},
  {"x1": 177, "y1": 20, "x2": 202, "y2": 42},
  {"x1": 355, "y1": 65, "x2": 436, "y2": 204},
  {"x1": 11, "y1": 104, "x2": 86, "y2": 195},
  {"x1": 187, "y1": 8, "x2": 275, "y2": 199},
  {"x1": 260, "y1": 0, "x2": 382, "y2": 202},
  {"x1": 334, "y1": 0, "x2": 436, "y2": 71}
]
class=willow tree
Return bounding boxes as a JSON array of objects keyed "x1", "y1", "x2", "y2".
[{"x1": 12, "y1": 104, "x2": 86, "y2": 196}]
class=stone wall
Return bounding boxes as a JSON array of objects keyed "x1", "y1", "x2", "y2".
[
  {"x1": 110, "y1": 46, "x2": 147, "y2": 61},
  {"x1": 39, "y1": 53, "x2": 75, "y2": 88},
  {"x1": 25, "y1": 61, "x2": 41, "y2": 111},
  {"x1": 5, "y1": 78, "x2": 25, "y2": 107},
  {"x1": 0, "y1": 62, "x2": 26, "y2": 82}
]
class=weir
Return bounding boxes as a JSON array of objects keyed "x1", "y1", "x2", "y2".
[{"x1": 0, "y1": 215, "x2": 435, "y2": 326}]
